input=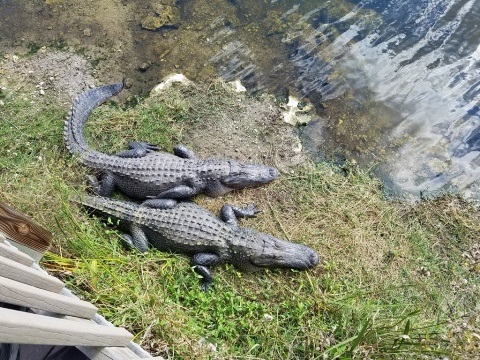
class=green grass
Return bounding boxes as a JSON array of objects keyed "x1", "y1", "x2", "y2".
[{"x1": 1, "y1": 81, "x2": 479, "y2": 359}]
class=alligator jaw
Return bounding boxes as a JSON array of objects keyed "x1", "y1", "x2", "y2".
[
  {"x1": 246, "y1": 233, "x2": 319, "y2": 270},
  {"x1": 221, "y1": 162, "x2": 279, "y2": 189}
]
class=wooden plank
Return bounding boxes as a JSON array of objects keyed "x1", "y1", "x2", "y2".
[
  {"x1": 0, "y1": 307, "x2": 133, "y2": 346},
  {"x1": 31, "y1": 311, "x2": 151, "y2": 359},
  {"x1": 0, "y1": 255, "x2": 64, "y2": 293},
  {"x1": 0, "y1": 276, "x2": 97, "y2": 319},
  {"x1": 0, "y1": 203, "x2": 52, "y2": 253},
  {"x1": 0, "y1": 240, "x2": 35, "y2": 267}
]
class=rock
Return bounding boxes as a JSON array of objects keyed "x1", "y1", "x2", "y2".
[
  {"x1": 227, "y1": 79, "x2": 246, "y2": 92},
  {"x1": 123, "y1": 78, "x2": 134, "y2": 89},
  {"x1": 140, "y1": 4, "x2": 181, "y2": 31},
  {"x1": 83, "y1": 28, "x2": 92, "y2": 37},
  {"x1": 151, "y1": 73, "x2": 193, "y2": 93},
  {"x1": 281, "y1": 95, "x2": 314, "y2": 126},
  {"x1": 138, "y1": 62, "x2": 150, "y2": 72},
  {"x1": 264, "y1": 313, "x2": 274, "y2": 321}
]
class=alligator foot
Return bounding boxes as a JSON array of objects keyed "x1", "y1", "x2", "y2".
[
  {"x1": 115, "y1": 142, "x2": 159, "y2": 158},
  {"x1": 97, "y1": 171, "x2": 116, "y2": 197},
  {"x1": 120, "y1": 233, "x2": 135, "y2": 249},
  {"x1": 87, "y1": 172, "x2": 116, "y2": 197},
  {"x1": 86, "y1": 175, "x2": 100, "y2": 192},
  {"x1": 173, "y1": 145, "x2": 197, "y2": 159},
  {"x1": 121, "y1": 224, "x2": 149, "y2": 252},
  {"x1": 192, "y1": 253, "x2": 220, "y2": 291},
  {"x1": 220, "y1": 204, "x2": 261, "y2": 227}
]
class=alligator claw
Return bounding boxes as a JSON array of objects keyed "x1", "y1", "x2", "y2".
[
  {"x1": 200, "y1": 280, "x2": 211, "y2": 293},
  {"x1": 244, "y1": 204, "x2": 262, "y2": 217},
  {"x1": 116, "y1": 142, "x2": 159, "y2": 157},
  {"x1": 128, "y1": 141, "x2": 159, "y2": 151},
  {"x1": 144, "y1": 143, "x2": 160, "y2": 152}
]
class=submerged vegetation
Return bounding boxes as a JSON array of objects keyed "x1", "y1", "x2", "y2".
[{"x1": 0, "y1": 79, "x2": 479, "y2": 359}]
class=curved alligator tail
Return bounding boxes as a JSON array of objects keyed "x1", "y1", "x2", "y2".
[{"x1": 64, "y1": 81, "x2": 124, "y2": 156}]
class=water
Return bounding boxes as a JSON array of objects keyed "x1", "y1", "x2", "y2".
[
  {"x1": 212, "y1": 0, "x2": 480, "y2": 199},
  {"x1": 330, "y1": 0, "x2": 480, "y2": 199},
  {"x1": 1, "y1": 0, "x2": 479, "y2": 198}
]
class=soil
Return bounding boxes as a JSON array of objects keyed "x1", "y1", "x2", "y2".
[{"x1": 184, "y1": 97, "x2": 309, "y2": 174}]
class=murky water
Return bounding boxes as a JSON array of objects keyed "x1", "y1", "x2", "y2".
[{"x1": 1, "y1": 0, "x2": 479, "y2": 198}]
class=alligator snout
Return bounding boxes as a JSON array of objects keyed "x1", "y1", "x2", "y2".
[
  {"x1": 286, "y1": 244, "x2": 319, "y2": 270},
  {"x1": 223, "y1": 163, "x2": 279, "y2": 189},
  {"x1": 247, "y1": 233, "x2": 320, "y2": 270},
  {"x1": 268, "y1": 166, "x2": 279, "y2": 179},
  {"x1": 304, "y1": 247, "x2": 320, "y2": 269}
]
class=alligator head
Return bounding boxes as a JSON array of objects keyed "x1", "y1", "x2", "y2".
[
  {"x1": 221, "y1": 161, "x2": 279, "y2": 190},
  {"x1": 233, "y1": 229, "x2": 319, "y2": 271}
]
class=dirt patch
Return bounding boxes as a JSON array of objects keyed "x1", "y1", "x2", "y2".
[
  {"x1": 149, "y1": 79, "x2": 313, "y2": 174},
  {"x1": 1, "y1": 52, "x2": 95, "y2": 105}
]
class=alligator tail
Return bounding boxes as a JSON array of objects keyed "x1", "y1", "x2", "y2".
[
  {"x1": 75, "y1": 195, "x2": 138, "y2": 224},
  {"x1": 64, "y1": 81, "x2": 124, "y2": 156}
]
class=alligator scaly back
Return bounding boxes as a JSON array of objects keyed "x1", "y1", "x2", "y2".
[
  {"x1": 64, "y1": 81, "x2": 124, "y2": 156},
  {"x1": 78, "y1": 195, "x2": 319, "y2": 290}
]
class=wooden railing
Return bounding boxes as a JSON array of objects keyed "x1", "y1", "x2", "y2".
[{"x1": 0, "y1": 203, "x2": 161, "y2": 360}]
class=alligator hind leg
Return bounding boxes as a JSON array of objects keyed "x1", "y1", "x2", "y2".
[
  {"x1": 191, "y1": 253, "x2": 220, "y2": 291},
  {"x1": 87, "y1": 171, "x2": 116, "y2": 197},
  {"x1": 115, "y1": 142, "x2": 159, "y2": 158},
  {"x1": 121, "y1": 224, "x2": 149, "y2": 252},
  {"x1": 220, "y1": 204, "x2": 261, "y2": 227},
  {"x1": 173, "y1": 145, "x2": 197, "y2": 159}
]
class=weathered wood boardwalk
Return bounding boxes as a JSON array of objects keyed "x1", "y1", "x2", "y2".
[{"x1": 0, "y1": 203, "x2": 162, "y2": 360}]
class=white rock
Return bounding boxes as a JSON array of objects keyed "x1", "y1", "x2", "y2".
[
  {"x1": 151, "y1": 73, "x2": 193, "y2": 93},
  {"x1": 264, "y1": 313, "x2": 274, "y2": 321},
  {"x1": 282, "y1": 95, "x2": 314, "y2": 126},
  {"x1": 228, "y1": 79, "x2": 247, "y2": 92}
]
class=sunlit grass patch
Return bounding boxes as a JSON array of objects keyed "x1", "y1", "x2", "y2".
[{"x1": 1, "y1": 80, "x2": 479, "y2": 358}]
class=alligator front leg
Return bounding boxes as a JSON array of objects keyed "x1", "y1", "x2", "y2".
[
  {"x1": 220, "y1": 204, "x2": 261, "y2": 227},
  {"x1": 121, "y1": 223, "x2": 149, "y2": 252},
  {"x1": 191, "y1": 253, "x2": 220, "y2": 291},
  {"x1": 115, "y1": 142, "x2": 159, "y2": 158}
]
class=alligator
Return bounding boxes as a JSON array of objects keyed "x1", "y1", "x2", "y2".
[
  {"x1": 64, "y1": 81, "x2": 279, "y2": 200},
  {"x1": 78, "y1": 195, "x2": 319, "y2": 290}
]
